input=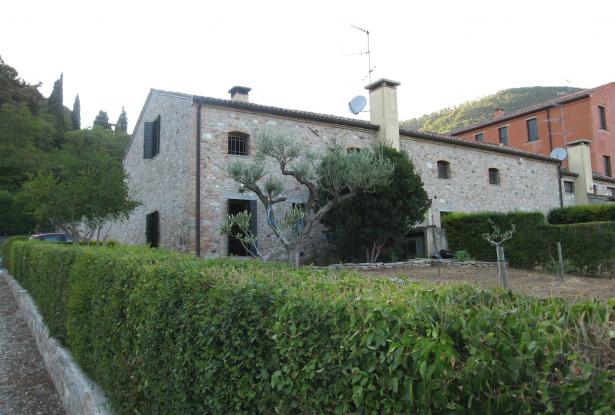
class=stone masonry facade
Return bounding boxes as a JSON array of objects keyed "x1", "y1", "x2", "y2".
[{"x1": 109, "y1": 89, "x2": 565, "y2": 258}]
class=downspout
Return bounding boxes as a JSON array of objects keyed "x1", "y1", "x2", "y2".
[
  {"x1": 195, "y1": 102, "x2": 202, "y2": 256},
  {"x1": 547, "y1": 107, "x2": 564, "y2": 207}
]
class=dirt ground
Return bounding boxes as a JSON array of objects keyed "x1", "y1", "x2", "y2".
[{"x1": 359, "y1": 265, "x2": 615, "y2": 302}]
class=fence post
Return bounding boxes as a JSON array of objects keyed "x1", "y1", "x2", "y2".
[
  {"x1": 556, "y1": 242, "x2": 564, "y2": 282},
  {"x1": 497, "y1": 245, "x2": 509, "y2": 290}
]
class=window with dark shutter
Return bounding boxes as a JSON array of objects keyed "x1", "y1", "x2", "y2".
[
  {"x1": 145, "y1": 211, "x2": 159, "y2": 248},
  {"x1": 599, "y1": 105, "x2": 607, "y2": 130},
  {"x1": 488, "y1": 168, "x2": 500, "y2": 185},
  {"x1": 143, "y1": 122, "x2": 153, "y2": 158},
  {"x1": 527, "y1": 118, "x2": 538, "y2": 142},
  {"x1": 604, "y1": 155, "x2": 612, "y2": 177},
  {"x1": 437, "y1": 160, "x2": 450, "y2": 179},
  {"x1": 498, "y1": 126, "x2": 508, "y2": 145},
  {"x1": 228, "y1": 132, "x2": 249, "y2": 156},
  {"x1": 143, "y1": 116, "x2": 161, "y2": 158}
]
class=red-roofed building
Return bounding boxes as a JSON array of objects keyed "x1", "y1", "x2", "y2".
[{"x1": 451, "y1": 83, "x2": 615, "y2": 204}]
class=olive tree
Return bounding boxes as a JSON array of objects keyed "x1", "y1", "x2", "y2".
[{"x1": 222, "y1": 129, "x2": 394, "y2": 266}]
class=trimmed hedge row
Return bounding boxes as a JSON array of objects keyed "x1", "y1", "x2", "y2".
[
  {"x1": 5, "y1": 241, "x2": 615, "y2": 414},
  {"x1": 443, "y1": 212, "x2": 615, "y2": 277},
  {"x1": 1, "y1": 235, "x2": 27, "y2": 270},
  {"x1": 548, "y1": 204, "x2": 615, "y2": 224}
]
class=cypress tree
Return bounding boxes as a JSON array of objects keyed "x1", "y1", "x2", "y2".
[
  {"x1": 71, "y1": 94, "x2": 81, "y2": 130},
  {"x1": 93, "y1": 110, "x2": 111, "y2": 130},
  {"x1": 47, "y1": 73, "x2": 64, "y2": 130},
  {"x1": 115, "y1": 107, "x2": 128, "y2": 134}
]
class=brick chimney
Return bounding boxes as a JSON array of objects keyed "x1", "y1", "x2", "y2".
[
  {"x1": 365, "y1": 78, "x2": 401, "y2": 149},
  {"x1": 494, "y1": 107, "x2": 505, "y2": 118},
  {"x1": 228, "y1": 86, "x2": 251, "y2": 103}
]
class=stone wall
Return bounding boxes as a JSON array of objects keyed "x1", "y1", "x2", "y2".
[
  {"x1": 197, "y1": 105, "x2": 378, "y2": 258},
  {"x1": 107, "y1": 90, "x2": 195, "y2": 251},
  {"x1": 400, "y1": 135, "x2": 561, "y2": 228}
]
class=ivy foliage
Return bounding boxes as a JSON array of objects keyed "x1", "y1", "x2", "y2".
[{"x1": 4, "y1": 240, "x2": 615, "y2": 414}]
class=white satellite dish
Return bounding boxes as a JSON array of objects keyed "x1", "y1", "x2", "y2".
[
  {"x1": 550, "y1": 147, "x2": 568, "y2": 161},
  {"x1": 348, "y1": 95, "x2": 367, "y2": 115}
]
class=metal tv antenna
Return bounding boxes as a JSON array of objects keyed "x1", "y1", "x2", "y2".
[{"x1": 350, "y1": 25, "x2": 373, "y2": 83}]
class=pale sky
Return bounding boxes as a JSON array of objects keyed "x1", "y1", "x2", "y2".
[{"x1": 2, "y1": 0, "x2": 614, "y2": 132}]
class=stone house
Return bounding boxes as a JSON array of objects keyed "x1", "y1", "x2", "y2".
[
  {"x1": 108, "y1": 79, "x2": 567, "y2": 259},
  {"x1": 451, "y1": 82, "x2": 615, "y2": 205}
]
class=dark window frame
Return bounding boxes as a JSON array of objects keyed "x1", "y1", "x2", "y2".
[
  {"x1": 228, "y1": 132, "x2": 249, "y2": 156},
  {"x1": 605, "y1": 155, "x2": 612, "y2": 177},
  {"x1": 608, "y1": 187, "x2": 615, "y2": 198},
  {"x1": 498, "y1": 126, "x2": 508, "y2": 145},
  {"x1": 474, "y1": 132, "x2": 484, "y2": 142},
  {"x1": 145, "y1": 211, "x2": 160, "y2": 248},
  {"x1": 564, "y1": 181, "x2": 574, "y2": 194},
  {"x1": 598, "y1": 105, "x2": 607, "y2": 130},
  {"x1": 437, "y1": 160, "x2": 450, "y2": 179},
  {"x1": 526, "y1": 118, "x2": 538, "y2": 142},
  {"x1": 488, "y1": 168, "x2": 500, "y2": 185},
  {"x1": 143, "y1": 115, "x2": 161, "y2": 159}
]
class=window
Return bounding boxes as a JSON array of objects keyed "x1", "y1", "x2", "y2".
[
  {"x1": 228, "y1": 132, "x2": 249, "y2": 156},
  {"x1": 604, "y1": 155, "x2": 612, "y2": 177},
  {"x1": 437, "y1": 160, "x2": 450, "y2": 179},
  {"x1": 498, "y1": 126, "x2": 508, "y2": 145},
  {"x1": 143, "y1": 116, "x2": 161, "y2": 159},
  {"x1": 608, "y1": 187, "x2": 615, "y2": 198},
  {"x1": 227, "y1": 199, "x2": 257, "y2": 256},
  {"x1": 488, "y1": 168, "x2": 500, "y2": 185},
  {"x1": 292, "y1": 202, "x2": 306, "y2": 233},
  {"x1": 593, "y1": 185, "x2": 598, "y2": 195},
  {"x1": 564, "y1": 181, "x2": 574, "y2": 194},
  {"x1": 474, "y1": 133, "x2": 484, "y2": 142},
  {"x1": 145, "y1": 211, "x2": 159, "y2": 248},
  {"x1": 599, "y1": 105, "x2": 607, "y2": 130},
  {"x1": 526, "y1": 118, "x2": 538, "y2": 142}
]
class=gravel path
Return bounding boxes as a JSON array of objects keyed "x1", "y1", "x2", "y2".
[{"x1": 0, "y1": 276, "x2": 65, "y2": 415}]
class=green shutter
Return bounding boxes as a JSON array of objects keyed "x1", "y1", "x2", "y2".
[{"x1": 143, "y1": 121, "x2": 153, "y2": 158}]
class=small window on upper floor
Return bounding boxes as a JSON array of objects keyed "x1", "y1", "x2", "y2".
[
  {"x1": 488, "y1": 168, "x2": 500, "y2": 185},
  {"x1": 604, "y1": 155, "x2": 612, "y2": 177},
  {"x1": 526, "y1": 118, "x2": 538, "y2": 142},
  {"x1": 474, "y1": 132, "x2": 484, "y2": 142},
  {"x1": 437, "y1": 160, "x2": 450, "y2": 179},
  {"x1": 598, "y1": 105, "x2": 607, "y2": 130},
  {"x1": 498, "y1": 126, "x2": 508, "y2": 145},
  {"x1": 143, "y1": 116, "x2": 161, "y2": 159},
  {"x1": 228, "y1": 132, "x2": 249, "y2": 156},
  {"x1": 564, "y1": 181, "x2": 574, "y2": 194}
]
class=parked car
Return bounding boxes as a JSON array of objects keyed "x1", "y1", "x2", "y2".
[{"x1": 29, "y1": 233, "x2": 72, "y2": 243}]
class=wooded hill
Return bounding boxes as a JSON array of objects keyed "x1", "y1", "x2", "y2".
[{"x1": 400, "y1": 86, "x2": 583, "y2": 134}]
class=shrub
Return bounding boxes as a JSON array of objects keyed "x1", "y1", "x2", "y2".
[
  {"x1": 5, "y1": 241, "x2": 615, "y2": 414},
  {"x1": 443, "y1": 212, "x2": 615, "y2": 277},
  {"x1": 548, "y1": 204, "x2": 615, "y2": 224},
  {"x1": 442, "y1": 211, "x2": 547, "y2": 268},
  {"x1": 0, "y1": 235, "x2": 27, "y2": 269}
]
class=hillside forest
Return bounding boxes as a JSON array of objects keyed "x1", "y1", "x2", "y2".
[{"x1": 400, "y1": 86, "x2": 582, "y2": 133}]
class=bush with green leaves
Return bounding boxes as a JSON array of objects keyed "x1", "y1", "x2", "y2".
[
  {"x1": 443, "y1": 212, "x2": 615, "y2": 277},
  {"x1": 5, "y1": 241, "x2": 615, "y2": 414},
  {"x1": 548, "y1": 204, "x2": 615, "y2": 224}
]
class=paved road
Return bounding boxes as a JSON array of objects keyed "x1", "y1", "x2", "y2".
[{"x1": 0, "y1": 276, "x2": 64, "y2": 415}]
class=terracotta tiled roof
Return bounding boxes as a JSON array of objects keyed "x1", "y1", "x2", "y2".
[
  {"x1": 450, "y1": 82, "x2": 615, "y2": 135},
  {"x1": 593, "y1": 173, "x2": 615, "y2": 184},
  {"x1": 192, "y1": 95, "x2": 379, "y2": 131},
  {"x1": 400, "y1": 128, "x2": 558, "y2": 163}
]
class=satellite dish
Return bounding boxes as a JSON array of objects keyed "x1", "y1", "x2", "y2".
[
  {"x1": 348, "y1": 95, "x2": 367, "y2": 115},
  {"x1": 550, "y1": 147, "x2": 568, "y2": 161}
]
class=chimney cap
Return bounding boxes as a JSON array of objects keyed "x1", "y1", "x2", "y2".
[
  {"x1": 364, "y1": 78, "x2": 401, "y2": 91},
  {"x1": 228, "y1": 86, "x2": 252, "y2": 95}
]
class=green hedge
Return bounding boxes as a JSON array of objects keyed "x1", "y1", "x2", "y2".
[
  {"x1": 443, "y1": 212, "x2": 615, "y2": 277},
  {"x1": 442, "y1": 212, "x2": 547, "y2": 268},
  {"x1": 1, "y1": 235, "x2": 27, "y2": 270},
  {"x1": 6, "y1": 241, "x2": 615, "y2": 414},
  {"x1": 548, "y1": 204, "x2": 615, "y2": 224}
]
